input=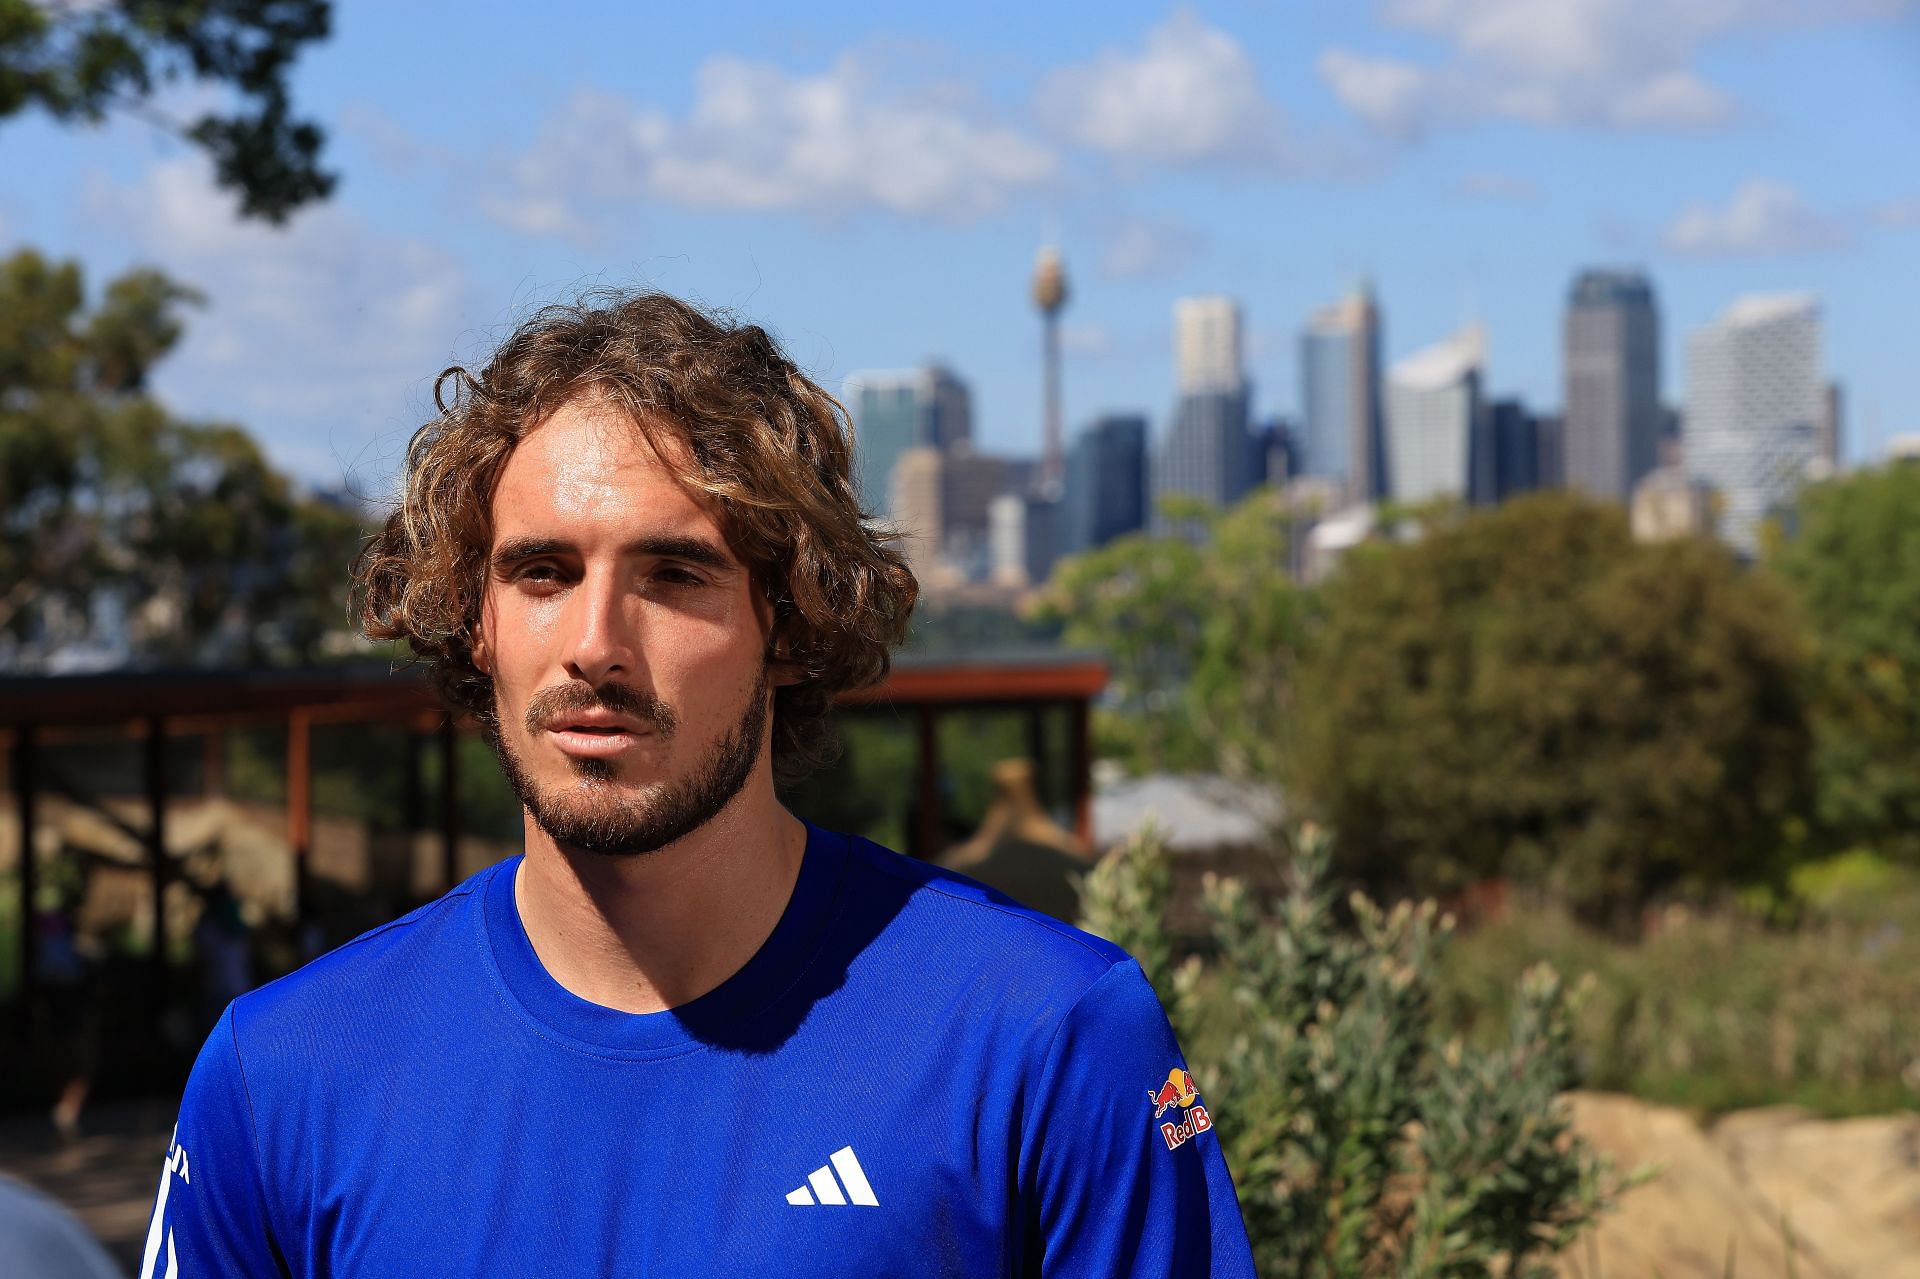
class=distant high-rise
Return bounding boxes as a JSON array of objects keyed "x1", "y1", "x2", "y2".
[
  {"x1": 1386, "y1": 325, "x2": 1484, "y2": 504},
  {"x1": 1300, "y1": 283, "x2": 1386, "y2": 500},
  {"x1": 1816, "y1": 381, "x2": 1844, "y2": 473},
  {"x1": 938, "y1": 447, "x2": 1010, "y2": 579},
  {"x1": 1175, "y1": 296, "x2": 1244, "y2": 394},
  {"x1": 1685, "y1": 294, "x2": 1823, "y2": 556},
  {"x1": 1564, "y1": 269, "x2": 1661, "y2": 501},
  {"x1": 920, "y1": 364, "x2": 973, "y2": 453},
  {"x1": 848, "y1": 364, "x2": 976, "y2": 515},
  {"x1": 1470, "y1": 398, "x2": 1541, "y2": 506},
  {"x1": 888, "y1": 447, "x2": 944, "y2": 581},
  {"x1": 1158, "y1": 297, "x2": 1255, "y2": 536},
  {"x1": 1064, "y1": 413, "x2": 1148, "y2": 554}
]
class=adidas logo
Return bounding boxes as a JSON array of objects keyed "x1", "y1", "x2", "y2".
[{"x1": 784, "y1": 1145, "x2": 879, "y2": 1207}]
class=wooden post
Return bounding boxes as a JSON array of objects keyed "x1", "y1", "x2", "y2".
[
  {"x1": 1068, "y1": 698, "x2": 1092, "y2": 846},
  {"x1": 14, "y1": 726, "x2": 37, "y2": 1006},
  {"x1": 439, "y1": 716, "x2": 460, "y2": 889},
  {"x1": 201, "y1": 730, "x2": 225, "y2": 798},
  {"x1": 1025, "y1": 705, "x2": 1050, "y2": 813},
  {"x1": 913, "y1": 706, "x2": 941, "y2": 861},
  {"x1": 287, "y1": 711, "x2": 312, "y2": 925},
  {"x1": 144, "y1": 716, "x2": 168, "y2": 989}
]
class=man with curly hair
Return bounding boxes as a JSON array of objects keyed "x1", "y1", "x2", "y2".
[{"x1": 144, "y1": 293, "x2": 1254, "y2": 1277}]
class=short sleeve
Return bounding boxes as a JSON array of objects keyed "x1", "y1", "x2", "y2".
[
  {"x1": 137, "y1": 1004, "x2": 286, "y2": 1278},
  {"x1": 1018, "y1": 960, "x2": 1256, "y2": 1278}
]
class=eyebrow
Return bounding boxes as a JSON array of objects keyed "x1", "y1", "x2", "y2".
[{"x1": 490, "y1": 534, "x2": 737, "y2": 573}]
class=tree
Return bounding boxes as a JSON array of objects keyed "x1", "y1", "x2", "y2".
[
  {"x1": 1289, "y1": 493, "x2": 1814, "y2": 922},
  {"x1": 1039, "y1": 488, "x2": 1310, "y2": 782},
  {"x1": 1775, "y1": 463, "x2": 1920, "y2": 862},
  {"x1": 0, "y1": 247, "x2": 363, "y2": 666},
  {"x1": 1, "y1": 0, "x2": 334, "y2": 222}
]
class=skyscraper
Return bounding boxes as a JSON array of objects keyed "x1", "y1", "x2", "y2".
[
  {"x1": 1157, "y1": 297, "x2": 1255, "y2": 535},
  {"x1": 847, "y1": 364, "x2": 976, "y2": 515},
  {"x1": 1563, "y1": 269, "x2": 1661, "y2": 502},
  {"x1": 920, "y1": 364, "x2": 973, "y2": 453},
  {"x1": 1684, "y1": 294, "x2": 1823, "y2": 556},
  {"x1": 1175, "y1": 296, "x2": 1243, "y2": 395},
  {"x1": 1470, "y1": 398, "x2": 1541, "y2": 506},
  {"x1": 1386, "y1": 324, "x2": 1484, "y2": 504},
  {"x1": 1299, "y1": 283, "x2": 1386, "y2": 500},
  {"x1": 1063, "y1": 413, "x2": 1148, "y2": 554}
]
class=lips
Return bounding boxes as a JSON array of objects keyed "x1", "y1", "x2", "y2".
[{"x1": 545, "y1": 722, "x2": 654, "y2": 758}]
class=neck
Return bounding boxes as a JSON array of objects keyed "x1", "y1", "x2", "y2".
[{"x1": 511, "y1": 774, "x2": 807, "y2": 1014}]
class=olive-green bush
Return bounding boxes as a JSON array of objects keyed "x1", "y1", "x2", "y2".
[{"x1": 1081, "y1": 825, "x2": 1628, "y2": 1277}]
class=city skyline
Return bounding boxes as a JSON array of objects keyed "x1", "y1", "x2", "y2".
[{"x1": 3, "y1": 2, "x2": 1915, "y2": 490}]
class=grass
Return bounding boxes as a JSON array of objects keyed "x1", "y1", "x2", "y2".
[{"x1": 1436, "y1": 850, "x2": 1920, "y2": 1118}]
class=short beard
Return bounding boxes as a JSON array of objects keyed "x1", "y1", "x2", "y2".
[{"x1": 486, "y1": 662, "x2": 770, "y2": 857}]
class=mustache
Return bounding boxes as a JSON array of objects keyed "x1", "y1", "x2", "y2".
[{"x1": 522, "y1": 682, "x2": 678, "y2": 738}]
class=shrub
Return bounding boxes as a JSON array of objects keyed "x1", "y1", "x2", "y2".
[{"x1": 1081, "y1": 825, "x2": 1626, "y2": 1277}]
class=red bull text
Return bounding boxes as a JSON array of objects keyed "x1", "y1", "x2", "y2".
[{"x1": 1160, "y1": 1102, "x2": 1213, "y2": 1151}]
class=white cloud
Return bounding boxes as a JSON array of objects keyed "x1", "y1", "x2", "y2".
[
  {"x1": 1320, "y1": 0, "x2": 1911, "y2": 136},
  {"x1": 1100, "y1": 216, "x2": 1207, "y2": 279},
  {"x1": 87, "y1": 159, "x2": 469, "y2": 487},
  {"x1": 1874, "y1": 198, "x2": 1920, "y2": 229},
  {"x1": 489, "y1": 52, "x2": 1056, "y2": 234},
  {"x1": 1036, "y1": 10, "x2": 1295, "y2": 172},
  {"x1": 1663, "y1": 179, "x2": 1851, "y2": 256}
]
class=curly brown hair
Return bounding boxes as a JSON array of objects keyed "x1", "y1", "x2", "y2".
[{"x1": 353, "y1": 290, "x2": 919, "y2": 785}]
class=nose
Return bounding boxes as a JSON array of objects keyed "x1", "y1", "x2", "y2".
[{"x1": 560, "y1": 565, "x2": 641, "y2": 688}]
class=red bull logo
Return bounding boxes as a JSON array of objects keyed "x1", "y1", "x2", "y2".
[
  {"x1": 1148, "y1": 1067, "x2": 1199, "y2": 1119},
  {"x1": 1147, "y1": 1066, "x2": 1213, "y2": 1151}
]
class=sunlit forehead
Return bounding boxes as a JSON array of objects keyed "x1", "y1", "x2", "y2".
[{"x1": 490, "y1": 398, "x2": 726, "y2": 561}]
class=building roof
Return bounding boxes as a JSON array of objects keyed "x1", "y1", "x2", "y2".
[{"x1": 1391, "y1": 323, "x2": 1485, "y2": 391}]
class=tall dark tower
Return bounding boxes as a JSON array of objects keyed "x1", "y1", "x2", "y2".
[{"x1": 1031, "y1": 245, "x2": 1069, "y2": 491}]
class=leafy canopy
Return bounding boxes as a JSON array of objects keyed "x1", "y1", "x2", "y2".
[
  {"x1": 0, "y1": 0, "x2": 334, "y2": 221},
  {"x1": 1774, "y1": 463, "x2": 1920, "y2": 862},
  {"x1": 0, "y1": 247, "x2": 364, "y2": 666}
]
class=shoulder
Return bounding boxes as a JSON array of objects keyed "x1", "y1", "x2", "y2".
[
  {"x1": 225, "y1": 859, "x2": 506, "y2": 1053},
  {"x1": 837, "y1": 834, "x2": 1137, "y2": 1007}
]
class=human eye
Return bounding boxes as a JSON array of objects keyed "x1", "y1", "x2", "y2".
[{"x1": 654, "y1": 564, "x2": 709, "y2": 588}]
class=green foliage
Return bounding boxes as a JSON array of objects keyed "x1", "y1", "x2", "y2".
[
  {"x1": 0, "y1": 0, "x2": 334, "y2": 221},
  {"x1": 1437, "y1": 852, "x2": 1920, "y2": 1118},
  {"x1": 1290, "y1": 493, "x2": 1814, "y2": 923},
  {"x1": 1082, "y1": 826, "x2": 1625, "y2": 1277},
  {"x1": 0, "y1": 248, "x2": 366, "y2": 665},
  {"x1": 1041, "y1": 487, "x2": 1310, "y2": 783},
  {"x1": 1774, "y1": 464, "x2": 1920, "y2": 864}
]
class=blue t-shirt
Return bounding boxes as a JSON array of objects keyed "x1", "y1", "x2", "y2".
[{"x1": 143, "y1": 824, "x2": 1255, "y2": 1277}]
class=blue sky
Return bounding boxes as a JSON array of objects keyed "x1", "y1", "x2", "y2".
[{"x1": 5, "y1": 0, "x2": 1917, "y2": 490}]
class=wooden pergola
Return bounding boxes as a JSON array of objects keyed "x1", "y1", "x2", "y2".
[{"x1": 0, "y1": 651, "x2": 1105, "y2": 1006}]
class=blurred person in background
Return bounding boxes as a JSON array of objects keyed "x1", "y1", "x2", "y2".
[
  {"x1": 0, "y1": 1176, "x2": 125, "y2": 1279},
  {"x1": 138, "y1": 292, "x2": 1254, "y2": 1277}
]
